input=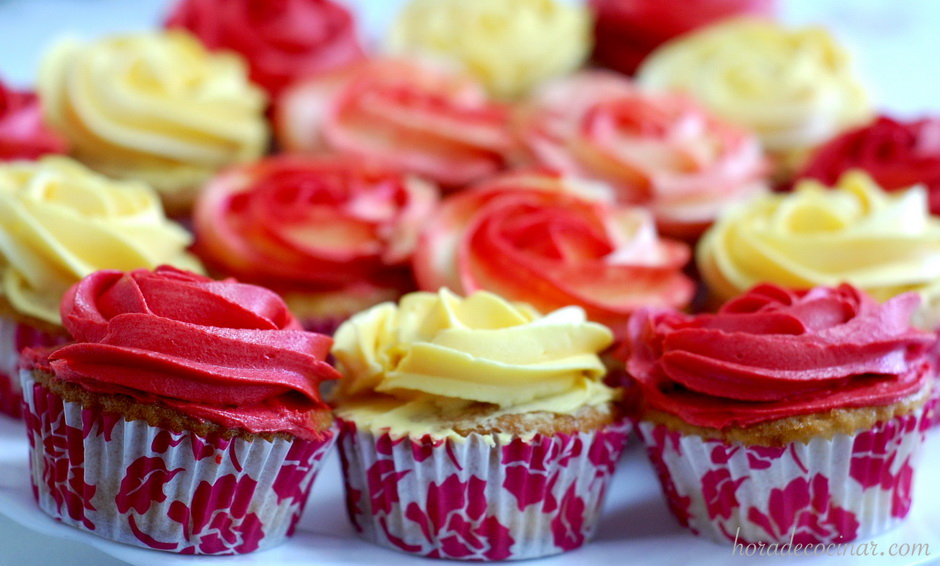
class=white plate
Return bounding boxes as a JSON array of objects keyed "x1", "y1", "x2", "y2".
[{"x1": 1, "y1": 415, "x2": 938, "y2": 566}]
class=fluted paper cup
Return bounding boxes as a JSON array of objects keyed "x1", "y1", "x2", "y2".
[
  {"x1": 637, "y1": 407, "x2": 930, "y2": 546},
  {"x1": 21, "y1": 372, "x2": 335, "y2": 555},
  {"x1": 337, "y1": 417, "x2": 631, "y2": 561}
]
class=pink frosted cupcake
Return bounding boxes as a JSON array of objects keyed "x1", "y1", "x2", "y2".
[
  {"x1": 193, "y1": 154, "x2": 438, "y2": 333},
  {"x1": 515, "y1": 71, "x2": 768, "y2": 239},
  {"x1": 0, "y1": 78, "x2": 67, "y2": 161},
  {"x1": 331, "y1": 288, "x2": 630, "y2": 560},
  {"x1": 622, "y1": 283, "x2": 935, "y2": 545},
  {"x1": 22, "y1": 266, "x2": 340, "y2": 554}
]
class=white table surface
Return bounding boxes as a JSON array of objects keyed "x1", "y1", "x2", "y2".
[{"x1": 1, "y1": 1, "x2": 939, "y2": 565}]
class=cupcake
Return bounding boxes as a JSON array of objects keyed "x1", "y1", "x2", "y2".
[
  {"x1": 515, "y1": 71, "x2": 769, "y2": 239},
  {"x1": 192, "y1": 154, "x2": 439, "y2": 333},
  {"x1": 331, "y1": 288, "x2": 630, "y2": 560},
  {"x1": 166, "y1": 0, "x2": 365, "y2": 99},
  {"x1": 796, "y1": 114, "x2": 940, "y2": 214},
  {"x1": 697, "y1": 171, "x2": 940, "y2": 327},
  {"x1": 589, "y1": 0, "x2": 776, "y2": 75},
  {"x1": 0, "y1": 78, "x2": 67, "y2": 161},
  {"x1": 38, "y1": 30, "x2": 268, "y2": 215},
  {"x1": 0, "y1": 157, "x2": 202, "y2": 417},
  {"x1": 22, "y1": 266, "x2": 340, "y2": 554},
  {"x1": 637, "y1": 18, "x2": 871, "y2": 179},
  {"x1": 413, "y1": 169, "x2": 694, "y2": 339},
  {"x1": 387, "y1": 0, "x2": 591, "y2": 99},
  {"x1": 276, "y1": 58, "x2": 515, "y2": 190},
  {"x1": 622, "y1": 283, "x2": 935, "y2": 544}
]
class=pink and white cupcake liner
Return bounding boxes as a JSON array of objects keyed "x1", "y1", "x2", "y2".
[
  {"x1": 336, "y1": 417, "x2": 630, "y2": 561},
  {"x1": 21, "y1": 372, "x2": 336, "y2": 555},
  {"x1": 637, "y1": 407, "x2": 930, "y2": 546},
  {"x1": 0, "y1": 316, "x2": 67, "y2": 418}
]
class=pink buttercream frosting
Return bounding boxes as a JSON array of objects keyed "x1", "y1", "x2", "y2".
[
  {"x1": 623, "y1": 284, "x2": 935, "y2": 429},
  {"x1": 45, "y1": 266, "x2": 339, "y2": 440}
]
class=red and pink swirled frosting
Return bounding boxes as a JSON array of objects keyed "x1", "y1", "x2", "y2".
[
  {"x1": 45, "y1": 266, "x2": 340, "y2": 440},
  {"x1": 623, "y1": 284, "x2": 936, "y2": 429}
]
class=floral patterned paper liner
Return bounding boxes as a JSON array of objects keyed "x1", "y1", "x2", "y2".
[
  {"x1": 637, "y1": 407, "x2": 930, "y2": 545},
  {"x1": 21, "y1": 373, "x2": 335, "y2": 555},
  {"x1": 0, "y1": 316, "x2": 67, "y2": 418},
  {"x1": 337, "y1": 417, "x2": 631, "y2": 561}
]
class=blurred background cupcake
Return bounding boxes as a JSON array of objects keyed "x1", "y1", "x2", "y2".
[
  {"x1": 192, "y1": 154, "x2": 438, "y2": 333},
  {"x1": 0, "y1": 78, "x2": 67, "y2": 161},
  {"x1": 0, "y1": 157, "x2": 201, "y2": 417},
  {"x1": 38, "y1": 30, "x2": 268, "y2": 216}
]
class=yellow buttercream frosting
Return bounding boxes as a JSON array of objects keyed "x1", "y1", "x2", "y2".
[
  {"x1": 387, "y1": 0, "x2": 591, "y2": 99},
  {"x1": 38, "y1": 30, "x2": 268, "y2": 212},
  {"x1": 332, "y1": 288, "x2": 617, "y2": 441},
  {"x1": 698, "y1": 171, "x2": 940, "y2": 327},
  {"x1": 0, "y1": 157, "x2": 204, "y2": 325},
  {"x1": 637, "y1": 18, "x2": 871, "y2": 174}
]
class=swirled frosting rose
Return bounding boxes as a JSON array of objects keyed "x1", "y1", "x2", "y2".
[
  {"x1": 637, "y1": 18, "x2": 871, "y2": 174},
  {"x1": 797, "y1": 115, "x2": 940, "y2": 214},
  {"x1": 387, "y1": 0, "x2": 591, "y2": 99},
  {"x1": 193, "y1": 154, "x2": 438, "y2": 292},
  {"x1": 332, "y1": 288, "x2": 616, "y2": 439},
  {"x1": 623, "y1": 283, "x2": 935, "y2": 429},
  {"x1": 166, "y1": 0, "x2": 364, "y2": 97},
  {"x1": 0, "y1": 157, "x2": 202, "y2": 325},
  {"x1": 590, "y1": 0, "x2": 776, "y2": 75},
  {"x1": 413, "y1": 170, "x2": 694, "y2": 336},
  {"x1": 50, "y1": 266, "x2": 340, "y2": 439},
  {"x1": 0, "y1": 79, "x2": 67, "y2": 160},
  {"x1": 276, "y1": 58, "x2": 514, "y2": 189},
  {"x1": 697, "y1": 172, "x2": 940, "y2": 326},
  {"x1": 38, "y1": 31, "x2": 268, "y2": 212},
  {"x1": 516, "y1": 71, "x2": 768, "y2": 238}
]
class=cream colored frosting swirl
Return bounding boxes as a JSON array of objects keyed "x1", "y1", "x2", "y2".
[
  {"x1": 387, "y1": 0, "x2": 591, "y2": 99},
  {"x1": 332, "y1": 288, "x2": 616, "y2": 440},
  {"x1": 38, "y1": 30, "x2": 268, "y2": 212},
  {"x1": 697, "y1": 171, "x2": 940, "y2": 327},
  {"x1": 0, "y1": 156, "x2": 203, "y2": 324},
  {"x1": 637, "y1": 18, "x2": 871, "y2": 173}
]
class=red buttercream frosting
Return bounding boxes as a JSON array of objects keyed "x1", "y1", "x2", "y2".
[
  {"x1": 0, "y1": 79, "x2": 68, "y2": 160},
  {"x1": 166, "y1": 0, "x2": 364, "y2": 98},
  {"x1": 193, "y1": 154, "x2": 437, "y2": 292},
  {"x1": 589, "y1": 0, "x2": 776, "y2": 75},
  {"x1": 47, "y1": 266, "x2": 340, "y2": 440},
  {"x1": 796, "y1": 115, "x2": 940, "y2": 213},
  {"x1": 623, "y1": 284, "x2": 935, "y2": 429}
]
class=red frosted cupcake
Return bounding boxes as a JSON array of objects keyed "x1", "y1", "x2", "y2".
[
  {"x1": 590, "y1": 0, "x2": 776, "y2": 75},
  {"x1": 796, "y1": 115, "x2": 940, "y2": 213},
  {"x1": 166, "y1": 0, "x2": 364, "y2": 99},
  {"x1": 516, "y1": 71, "x2": 769, "y2": 239},
  {"x1": 22, "y1": 266, "x2": 340, "y2": 554},
  {"x1": 623, "y1": 283, "x2": 935, "y2": 545},
  {"x1": 193, "y1": 154, "x2": 438, "y2": 333},
  {"x1": 276, "y1": 58, "x2": 516, "y2": 190},
  {"x1": 413, "y1": 168, "x2": 694, "y2": 339},
  {"x1": 0, "y1": 78, "x2": 67, "y2": 161}
]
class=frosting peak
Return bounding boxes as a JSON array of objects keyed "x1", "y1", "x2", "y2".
[
  {"x1": 50, "y1": 266, "x2": 339, "y2": 439},
  {"x1": 624, "y1": 284, "x2": 935, "y2": 429}
]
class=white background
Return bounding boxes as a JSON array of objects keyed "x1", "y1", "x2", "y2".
[{"x1": 0, "y1": 1, "x2": 938, "y2": 565}]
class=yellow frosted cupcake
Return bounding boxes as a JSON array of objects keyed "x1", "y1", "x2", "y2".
[
  {"x1": 637, "y1": 18, "x2": 871, "y2": 179},
  {"x1": 38, "y1": 30, "x2": 268, "y2": 215},
  {"x1": 387, "y1": 0, "x2": 591, "y2": 99},
  {"x1": 331, "y1": 288, "x2": 629, "y2": 560},
  {"x1": 0, "y1": 156, "x2": 203, "y2": 417},
  {"x1": 697, "y1": 171, "x2": 940, "y2": 328}
]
